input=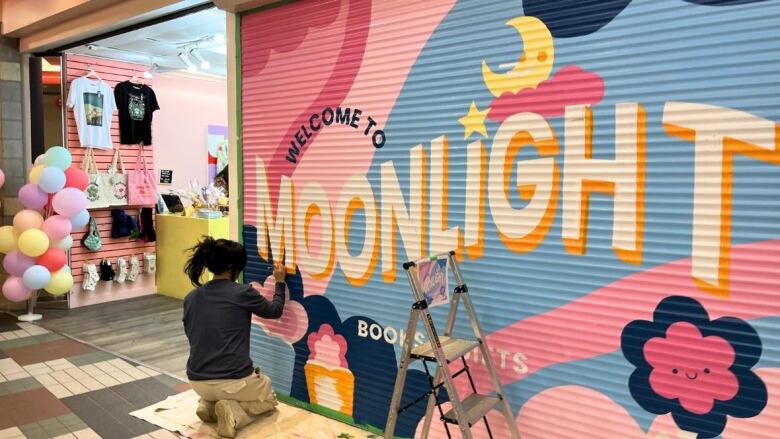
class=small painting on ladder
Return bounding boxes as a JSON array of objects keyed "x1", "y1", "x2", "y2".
[{"x1": 418, "y1": 255, "x2": 449, "y2": 308}]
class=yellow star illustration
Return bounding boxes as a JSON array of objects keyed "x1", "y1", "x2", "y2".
[{"x1": 458, "y1": 101, "x2": 489, "y2": 140}]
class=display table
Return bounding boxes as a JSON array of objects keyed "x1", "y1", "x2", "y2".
[{"x1": 156, "y1": 214, "x2": 229, "y2": 299}]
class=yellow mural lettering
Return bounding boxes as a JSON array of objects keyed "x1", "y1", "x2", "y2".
[
  {"x1": 429, "y1": 136, "x2": 463, "y2": 258},
  {"x1": 255, "y1": 157, "x2": 296, "y2": 271},
  {"x1": 663, "y1": 102, "x2": 779, "y2": 297},
  {"x1": 561, "y1": 104, "x2": 646, "y2": 265},
  {"x1": 335, "y1": 174, "x2": 380, "y2": 286},
  {"x1": 464, "y1": 140, "x2": 487, "y2": 259},
  {"x1": 380, "y1": 145, "x2": 426, "y2": 283},
  {"x1": 296, "y1": 182, "x2": 336, "y2": 280},
  {"x1": 488, "y1": 112, "x2": 559, "y2": 253}
]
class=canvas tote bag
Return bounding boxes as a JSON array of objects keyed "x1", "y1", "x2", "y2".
[
  {"x1": 128, "y1": 148, "x2": 157, "y2": 206},
  {"x1": 82, "y1": 148, "x2": 110, "y2": 209},
  {"x1": 107, "y1": 148, "x2": 128, "y2": 206}
]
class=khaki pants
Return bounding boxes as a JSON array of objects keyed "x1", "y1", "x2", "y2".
[{"x1": 191, "y1": 371, "x2": 278, "y2": 421}]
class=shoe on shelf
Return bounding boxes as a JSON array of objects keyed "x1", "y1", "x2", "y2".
[{"x1": 116, "y1": 257, "x2": 128, "y2": 283}]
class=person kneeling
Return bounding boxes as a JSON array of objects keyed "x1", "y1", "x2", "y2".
[{"x1": 182, "y1": 237, "x2": 286, "y2": 437}]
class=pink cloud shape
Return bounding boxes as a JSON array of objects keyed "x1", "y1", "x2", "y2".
[
  {"x1": 488, "y1": 65, "x2": 605, "y2": 120},
  {"x1": 251, "y1": 276, "x2": 308, "y2": 344}
]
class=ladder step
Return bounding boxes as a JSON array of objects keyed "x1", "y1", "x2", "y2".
[
  {"x1": 441, "y1": 394, "x2": 501, "y2": 426},
  {"x1": 411, "y1": 336, "x2": 479, "y2": 362}
]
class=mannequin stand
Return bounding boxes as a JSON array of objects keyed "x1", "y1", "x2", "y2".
[{"x1": 18, "y1": 291, "x2": 42, "y2": 322}]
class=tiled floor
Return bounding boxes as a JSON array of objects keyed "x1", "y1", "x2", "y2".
[{"x1": 0, "y1": 313, "x2": 187, "y2": 439}]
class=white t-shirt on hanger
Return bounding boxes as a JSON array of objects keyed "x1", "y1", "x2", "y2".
[{"x1": 67, "y1": 76, "x2": 117, "y2": 149}]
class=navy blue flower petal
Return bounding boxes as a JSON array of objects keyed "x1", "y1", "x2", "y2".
[
  {"x1": 652, "y1": 295, "x2": 710, "y2": 327},
  {"x1": 628, "y1": 369, "x2": 677, "y2": 414},
  {"x1": 703, "y1": 316, "x2": 762, "y2": 368},
  {"x1": 718, "y1": 370, "x2": 768, "y2": 418},
  {"x1": 672, "y1": 408, "x2": 727, "y2": 439},
  {"x1": 621, "y1": 319, "x2": 661, "y2": 367}
]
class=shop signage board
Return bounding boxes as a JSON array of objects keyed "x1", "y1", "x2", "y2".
[
  {"x1": 159, "y1": 169, "x2": 172, "y2": 185},
  {"x1": 238, "y1": 1, "x2": 780, "y2": 438}
]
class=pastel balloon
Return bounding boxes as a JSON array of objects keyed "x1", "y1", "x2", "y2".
[
  {"x1": 22, "y1": 265, "x2": 51, "y2": 290},
  {"x1": 45, "y1": 146, "x2": 72, "y2": 170},
  {"x1": 18, "y1": 184, "x2": 49, "y2": 209},
  {"x1": 2, "y1": 277, "x2": 31, "y2": 302},
  {"x1": 0, "y1": 169, "x2": 4, "y2": 189},
  {"x1": 53, "y1": 235, "x2": 74, "y2": 251},
  {"x1": 45, "y1": 269, "x2": 73, "y2": 296},
  {"x1": 52, "y1": 188, "x2": 87, "y2": 217},
  {"x1": 69, "y1": 210, "x2": 90, "y2": 229},
  {"x1": 0, "y1": 226, "x2": 17, "y2": 253},
  {"x1": 37, "y1": 248, "x2": 66, "y2": 272},
  {"x1": 2, "y1": 251, "x2": 35, "y2": 277},
  {"x1": 38, "y1": 166, "x2": 66, "y2": 193},
  {"x1": 17, "y1": 229, "x2": 49, "y2": 257},
  {"x1": 64, "y1": 166, "x2": 88, "y2": 191},
  {"x1": 13, "y1": 209, "x2": 44, "y2": 233},
  {"x1": 29, "y1": 165, "x2": 45, "y2": 184},
  {"x1": 34, "y1": 154, "x2": 47, "y2": 166},
  {"x1": 42, "y1": 215, "x2": 72, "y2": 241}
]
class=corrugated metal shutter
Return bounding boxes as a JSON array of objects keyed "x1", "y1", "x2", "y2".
[{"x1": 239, "y1": 1, "x2": 780, "y2": 437}]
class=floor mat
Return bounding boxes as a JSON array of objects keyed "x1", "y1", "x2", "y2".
[
  {"x1": 130, "y1": 389, "x2": 376, "y2": 439},
  {"x1": 0, "y1": 313, "x2": 186, "y2": 439}
]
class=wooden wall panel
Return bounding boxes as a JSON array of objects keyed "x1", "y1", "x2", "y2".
[{"x1": 65, "y1": 54, "x2": 157, "y2": 307}]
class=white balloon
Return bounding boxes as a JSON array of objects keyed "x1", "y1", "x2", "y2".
[
  {"x1": 53, "y1": 235, "x2": 74, "y2": 250},
  {"x1": 34, "y1": 155, "x2": 47, "y2": 166}
]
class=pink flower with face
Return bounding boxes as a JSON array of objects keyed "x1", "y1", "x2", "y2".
[{"x1": 644, "y1": 321, "x2": 738, "y2": 414}]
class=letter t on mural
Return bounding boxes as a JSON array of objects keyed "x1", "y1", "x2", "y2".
[
  {"x1": 562, "y1": 104, "x2": 647, "y2": 265},
  {"x1": 663, "y1": 102, "x2": 779, "y2": 297}
]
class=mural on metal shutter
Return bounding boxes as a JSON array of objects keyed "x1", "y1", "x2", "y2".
[{"x1": 240, "y1": 0, "x2": 779, "y2": 437}]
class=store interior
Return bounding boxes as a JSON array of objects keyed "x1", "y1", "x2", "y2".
[{"x1": 35, "y1": 6, "x2": 230, "y2": 310}]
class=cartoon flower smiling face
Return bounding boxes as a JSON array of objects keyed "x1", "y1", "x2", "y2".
[
  {"x1": 621, "y1": 296, "x2": 767, "y2": 438},
  {"x1": 644, "y1": 322, "x2": 738, "y2": 414}
]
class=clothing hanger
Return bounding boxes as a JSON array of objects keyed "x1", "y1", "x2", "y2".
[
  {"x1": 129, "y1": 70, "x2": 143, "y2": 85},
  {"x1": 84, "y1": 64, "x2": 102, "y2": 81}
]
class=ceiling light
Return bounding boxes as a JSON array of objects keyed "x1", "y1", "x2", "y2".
[
  {"x1": 189, "y1": 49, "x2": 210, "y2": 70},
  {"x1": 178, "y1": 51, "x2": 197, "y2": 72},
  {"x1": 143, "y1": 63, "x2": 158, "y2": 79},
  {"x1": 213, "y1": 33, "x2": 226, "y2": 44}
]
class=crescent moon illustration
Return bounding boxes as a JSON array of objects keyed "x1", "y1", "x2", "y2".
[{"x1": 482, "y1": 16, "x2": 555, "y2": 97}]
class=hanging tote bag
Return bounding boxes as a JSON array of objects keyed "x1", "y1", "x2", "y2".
[
  {"x1": 107, "y1": 148, "x2": 129, "y2": 206},
  {"x1": 82, "y1": 148, "x2": 110, "y2": 209},
  {"x1": 81, "y1": 216, "x2": 102, "y2": 251},
  {"x1": 128, "y1": 148, "x2": 158, "y2": 206}
]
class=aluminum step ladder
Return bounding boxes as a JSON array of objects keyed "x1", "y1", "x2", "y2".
[{"x1": 384, "y1": 251, "x2": 520, "y2": 439}]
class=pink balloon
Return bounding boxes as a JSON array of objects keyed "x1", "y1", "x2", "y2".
[
  {"x1": 0, "y1": 169, "x2": 5, "y2": 189},
  {"x1": 18, "y1": 184, "x2": 49, "y2": 209},
  {"x1": 2, "y1": 277, "x2": 32, "y2": 302},
  {"x1": 52, "y1": 188, "x2": 87, "y2": 217},
  {"x1": 2, "y1": 251, "x2": 35, "y2": 277},
  {"x1": 64, "y1": 166, "x2": 88, "y2": 191},
  {"x1": 42, "y1": 215, "x2": 72, "y2": 241}
]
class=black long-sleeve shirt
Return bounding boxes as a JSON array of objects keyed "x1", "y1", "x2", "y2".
[{"x1": 183, "y1": 279, "x2": 285, "y2": 381}]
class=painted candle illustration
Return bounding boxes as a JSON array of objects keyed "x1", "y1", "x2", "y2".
[
  {"x1": 418, "y1": 256, "x2": 449, "y2": 308},
  {"x1": 304, "y1": 324, "x2": 355, "y2": 416}
]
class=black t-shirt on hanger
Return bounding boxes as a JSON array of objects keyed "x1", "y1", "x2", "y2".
[{"x1": 114, "y1": 81, "x2": 160, "y2": 145}]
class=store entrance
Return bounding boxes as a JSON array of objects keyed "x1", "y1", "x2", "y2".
[{"x1": 37, "y1": 6, "x2": 230, "y2": 311}]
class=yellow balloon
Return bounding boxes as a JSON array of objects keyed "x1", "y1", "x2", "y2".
[
  {"x1": 17, "y1": 229, "x2": 49, "y2": 257},
  {"x1": 29, "y1": 165, "x2": 46, "y2": 184},
  {"x1": 481, "y1": 16, "x2": 555, "y2": 97},
  {"x1": 45, "y1": 269, "x2": 73, "y2": 295},
  {"x1": 0, "y1": 226, "x2": 18, "y2": 254}
]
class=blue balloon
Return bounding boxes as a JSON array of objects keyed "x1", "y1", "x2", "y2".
[
  {"x1": 45, "y1": 146, "x2": 72, "y2": 170},
  {"x1": 38, "y1": 166, "x2": 66, "y2": 193},
  {"x1": 70, "y1": 210, "x2": 90, "y2": 229},
  {"x1": 22, "y1": 265, "x2": 52, "y2": 290}
]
